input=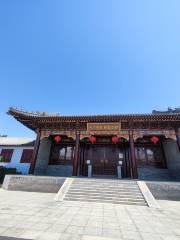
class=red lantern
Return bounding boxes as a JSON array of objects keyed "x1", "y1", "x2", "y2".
[
  {"x1": 112, "y1": 136, "x2": 119, "y2": 144},
  {"x1": 150, "y1": 136, "x2": 159, "y2": 144},
  {"x1": 54, "y1": 135, "x2": 62, "y2": 143},
  {"x1": 89, "y1": 136, "x2": 96, "y2": 144}
]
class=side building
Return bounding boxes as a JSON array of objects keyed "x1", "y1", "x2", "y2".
[{"x1": 0, "y1": 137, "x2": 35, "y2": 174}]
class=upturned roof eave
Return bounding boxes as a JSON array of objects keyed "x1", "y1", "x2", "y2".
[{"x1": 7, "y1": 107, "x2": 180, "y2": 120}]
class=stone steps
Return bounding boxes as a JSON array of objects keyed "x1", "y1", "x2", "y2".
[
  {"x1": 67, "y1": 189, "x2": 143, "y2": 195},
  {"x1": 63, "y1": 179, "x2": 147, "y2": 206},
  {"x1": 73, "y1": 180, "x2": 137, "y2": 185},
  {"x1": 71, "y1": 182, "x2": 138, "y2": 186},
  {"x1": 64, "y1": 197, "x2": 147, "y2": 206},
  {"x1": 69, "y1": 186, "x2": 140, "y2": 191},
  {"x1": 65, "y1": 193, "x2": 144, "y2": 200}
]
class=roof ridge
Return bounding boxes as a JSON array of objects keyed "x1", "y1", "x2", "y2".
[{"x1": 8, "y1": 107, "x2": 180, "y2": 118}]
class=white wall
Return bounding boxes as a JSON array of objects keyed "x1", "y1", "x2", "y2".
[{"x1": 0, "y1": 146, "x2": 33, "y2": 174}]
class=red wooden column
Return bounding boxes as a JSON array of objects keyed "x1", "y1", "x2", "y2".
[
  {"x1": 72, "y1": 132, "x2": 80, "y2": 176},
  {"x1": 29, "y1": 130, "x2": 41, "y2": 174},
  {"x1": 129, "y1": 130, "x2": 138, "y2": 179}
]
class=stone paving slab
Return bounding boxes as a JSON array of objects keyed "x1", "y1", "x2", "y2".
[
  {"x1": 0, "y1": 189, "x2": 180, "y2": 239},
  {"x1": 0, "y1": 237, "x2": 32, "y2": 240},
  {"x1": 82, "y1": 236, "x2": 121, "y2": 240}
]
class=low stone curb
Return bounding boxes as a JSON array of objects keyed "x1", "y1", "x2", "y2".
[
  {"x1": 54, "y1": 177, "x2": 74, "y2": 201},
  {"x1": 137, "y1": 180, "x2": 160, "y2": 208}
]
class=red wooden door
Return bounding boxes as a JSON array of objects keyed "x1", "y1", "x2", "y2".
[
  {"x1": 92, "y1": 146, "x2": 117, "y2": 176},
  {"x1": 104, "y1": 147, "x2": 117, "y2": 175},
  {"x1": 92, "y1": 146, "x2": 105, "y2": 175}
]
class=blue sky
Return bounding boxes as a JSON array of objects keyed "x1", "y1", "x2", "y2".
[{"x1": 0, "y1": 0, "x2": 180, "y2": 137}]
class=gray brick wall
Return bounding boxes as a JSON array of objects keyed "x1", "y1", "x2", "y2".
[
  {"x1": 163, "y1": 139, "x2": 180, "y2": 180},
  {"x1": 138, "y1": 167, "x2": 171, "y2": 181},
  {"x1": 46, "y1": 165, "x2": 73, "y2": 177},
  {"x1": 34, "y1": 137, "x2": 52, "y2": 175}
]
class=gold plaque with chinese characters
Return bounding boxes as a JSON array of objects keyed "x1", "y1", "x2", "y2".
[{"x1": 87, "y1": 122, "x2": 121, "y2": 135}]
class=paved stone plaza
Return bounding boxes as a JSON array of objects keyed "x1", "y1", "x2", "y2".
[{"x1": 0, "y1": 189, "x2": 180, "y2": 240}]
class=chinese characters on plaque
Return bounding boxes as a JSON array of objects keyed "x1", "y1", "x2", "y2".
[{"x1": 87, "y1": 123, "x2": 121, "y2": 135}]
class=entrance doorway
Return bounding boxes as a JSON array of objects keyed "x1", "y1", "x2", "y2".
[
  {"x1": 81, "y1": 137, "x2": 131, "y2": 178},
  {"x1": 91, "y1": 146, "x2": 117, "y2": 176}
]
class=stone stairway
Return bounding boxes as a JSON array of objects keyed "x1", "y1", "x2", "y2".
[{"x1": 63, "y1": 178, "x2": 147, "y2": 206}]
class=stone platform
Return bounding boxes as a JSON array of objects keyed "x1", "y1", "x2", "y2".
[
  {"x1": 2, "y1": 175, "x2": 180, "y2": 203},
  {"x1": 2, "y1": 175, "x2": 65, "y2": 193},
  {"x1": 147, "y1": 181, "x2": 180, "y2": 201}
]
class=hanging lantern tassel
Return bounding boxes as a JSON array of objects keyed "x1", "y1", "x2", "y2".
[
  {"x1": 112, "y1": 136, "x2": 119, "y2": 144},
  {"x1": 150, "y1": 136, "x2": 159, "y2": 144},
  {"x1": 54, "y1": 135, "x2": 62, "y2": 143},
  {"x1": 89, "y1": 136, "x2": 97, "y2": 144}
]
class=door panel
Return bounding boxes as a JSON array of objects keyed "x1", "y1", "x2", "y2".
[
  {"x1": 83, "y1": 143, "x2": 130, "y2": 178},
  {"x1": 92, "y1": 146, "x2": 104, "y2": 175},
  {"x1": 92, "y1": 146, "x2": 117, "y2": 176},
  {"x1": 104, "y1": 147, "x2": 117, "y2": 175}
]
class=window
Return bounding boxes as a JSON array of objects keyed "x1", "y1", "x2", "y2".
[
  {"x1": 20, "y1": 149, "x2": 33, "y2": 163},
  {"x1": 66, "y1": 147, "x2": 73, "y2": 160},
  {"x1": 136, "y1": 147, "x2": 147, "y2": 164},
  {"x1": 0, "y1": 149, "x2": 13, "y2": 162},
  {"x1": 59, "y1": 148, "x2": 66, "y2": 160},
  {"x1": 49, "y1": 145, "x2": 74, "y2": 165},
  {"x1": 135, "y1": 145, "x2": 165, "y2": 168}
]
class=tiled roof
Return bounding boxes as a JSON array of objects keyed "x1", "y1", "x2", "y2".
[
  {"x1": 0, "y1": 137, "x2": 35, "y2": 146},
  {"x1": 7, "y1": 107, "x2": 180, "y2": 131},
  {"x1": 8, "y1": 107, "x2": 180, "y2": 118}
]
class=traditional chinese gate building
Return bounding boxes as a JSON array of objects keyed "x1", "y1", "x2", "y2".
[{"x1": 8, "y1": 107, "x2": 180, "y2": 180}]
